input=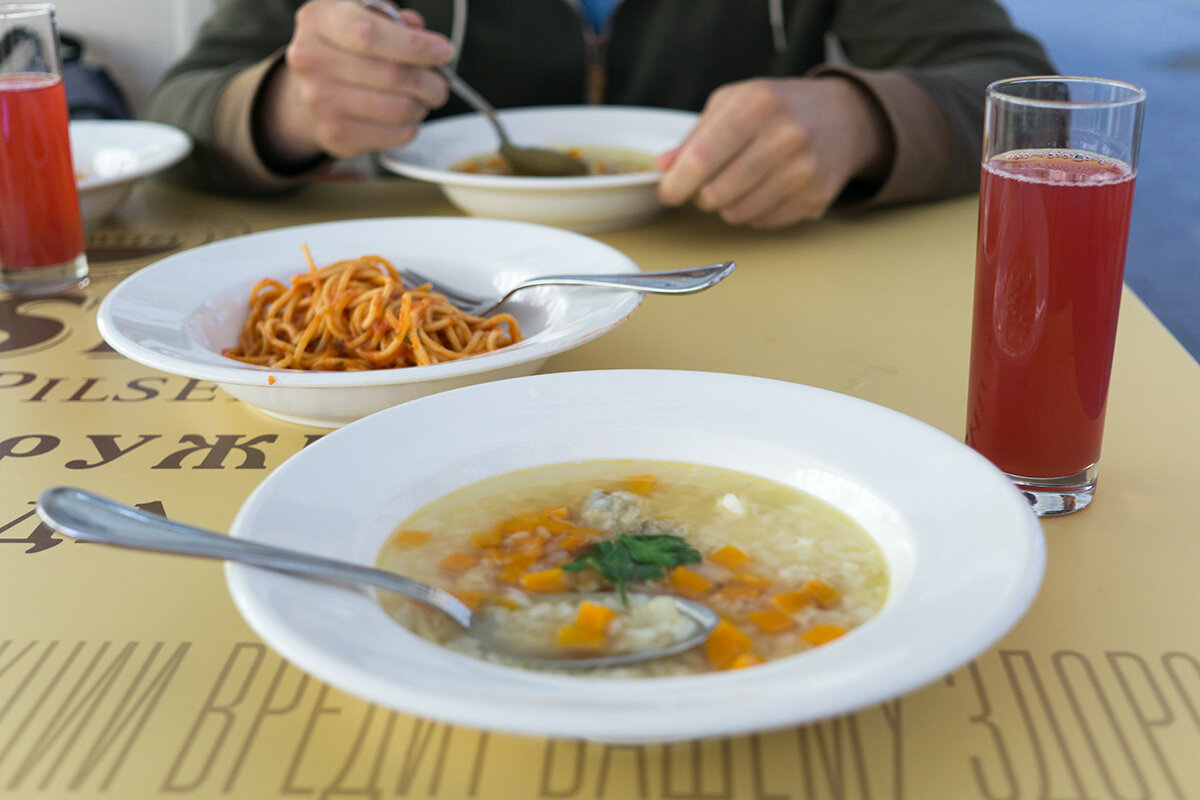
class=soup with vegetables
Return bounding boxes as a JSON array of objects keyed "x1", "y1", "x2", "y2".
[
  {"x1": 376, "y1": 460, "x2": 888, "y2": 677},
  {"x1": 451, "y1": 146, "x2": 656, "y2": 177}
]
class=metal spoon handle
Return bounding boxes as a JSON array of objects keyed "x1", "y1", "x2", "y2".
[
  {"x1": 36, "y1": 487, "x2": 472, "y2": 627},
  {"x1": 436, "y1": 69, "x2": 512, "y2": 148}
]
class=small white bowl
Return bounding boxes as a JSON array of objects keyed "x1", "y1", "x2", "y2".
[
  {"x1": 97, "y1": 217, "x2": 645, "y2": 427},
  {"x1": 380, "y1": 106, "x2": 698, "y2": 233},
  {"x1": 71, "y1": 119, "x2": 192, "y2": 230}
]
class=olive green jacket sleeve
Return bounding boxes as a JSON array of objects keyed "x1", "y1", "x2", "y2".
[
  {"x1": 145, "y1": 0, "x2": 1053, "y2": 204},
  {"x1": 810, "y1": 0, "x2": 1055, "y2": 205},
  {"x1": 144, "y1": 0, "x2": 323, "y2": 195}
]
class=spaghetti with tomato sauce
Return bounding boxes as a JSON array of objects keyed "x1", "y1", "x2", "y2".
[{"x1": 222, "y1": 248, "x2": 522, "y2": 371}]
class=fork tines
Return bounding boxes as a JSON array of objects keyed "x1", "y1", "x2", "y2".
[{"x1": 398, "y1": 269, "x2": 485, "y2": 310}]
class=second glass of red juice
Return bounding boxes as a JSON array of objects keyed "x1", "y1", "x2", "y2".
[{"x1": 966, "y1": 76, "x2": 1146, "y2": 516}]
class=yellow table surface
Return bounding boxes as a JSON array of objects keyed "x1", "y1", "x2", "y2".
[{"x1": 3, "y1": 178, "x2": 1198, "y2": 799}]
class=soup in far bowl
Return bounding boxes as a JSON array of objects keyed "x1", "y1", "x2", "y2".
[
  {"x1": 452, "y1": 146, "x2": 657, "y2": 177},
  {"x1": 379, "y1": 106, "x2": 699, "y2": 232}
]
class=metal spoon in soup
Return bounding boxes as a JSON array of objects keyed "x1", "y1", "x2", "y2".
[{"x1": 36, "y1": 487, "x2": 719, "y2": 669}]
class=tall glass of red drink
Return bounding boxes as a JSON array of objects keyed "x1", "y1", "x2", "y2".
[
  {"x1": 966, "y1": 77, "x2": 1146, "y2": 516},
  {"x1": 0, "y1": 4, "x2": 88, "y2": 296}
]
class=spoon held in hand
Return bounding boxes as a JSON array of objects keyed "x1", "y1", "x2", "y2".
[{"x1": 363, "y1": 0, "x2": 588, "y2": 177}]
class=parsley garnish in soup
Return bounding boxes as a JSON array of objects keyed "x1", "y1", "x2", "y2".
[{"x1": 564, "y1": 533, "x2": 701, "y2": 604}]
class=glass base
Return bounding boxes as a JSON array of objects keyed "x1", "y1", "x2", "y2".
[
  {"x1": 1006, "y1": 463, "x2": 1098, "y2": 517},
  {"x1": 1, "y1": 253, "x2": 89, "y2": 297}
]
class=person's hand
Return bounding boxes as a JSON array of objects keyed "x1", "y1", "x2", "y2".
[
  {"x1": 256, "y1": 0, "x2": 454, "y2": 169},
  {"x1": 656, "y1": 77, "x2": 893, "y2": 230}
]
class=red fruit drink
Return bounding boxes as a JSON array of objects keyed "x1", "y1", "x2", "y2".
[
  {"x1": 0, "y1": 74, "x2": 84, "y2": 271},
  {"x1": 966, "y1": 149, "x2": 1136, "y2": 480}
]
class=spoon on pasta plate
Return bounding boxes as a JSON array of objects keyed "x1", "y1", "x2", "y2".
[{"x1": 36, "y1": 487, "x2": 720, "y2": 670}]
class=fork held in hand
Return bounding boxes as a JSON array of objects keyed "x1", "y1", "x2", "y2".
[{"x1": 401, "y1": 261, "x2": 737, "y2": 318}]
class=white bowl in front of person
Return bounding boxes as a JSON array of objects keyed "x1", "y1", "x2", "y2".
[{"x1": 380, "y1": 105, "x2": 698, "y2": 233}]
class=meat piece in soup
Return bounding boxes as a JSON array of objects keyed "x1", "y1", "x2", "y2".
[{"x1": 375, "y1": 460, "x2": 889, "y2": 677}]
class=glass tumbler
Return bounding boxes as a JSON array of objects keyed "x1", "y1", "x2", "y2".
[
  {"x1": 0, "y1": 3, "x2": 88, "y2": 296},
  {"x1": 965, "y1": 76, "x2": 1146, "y2": 516}
]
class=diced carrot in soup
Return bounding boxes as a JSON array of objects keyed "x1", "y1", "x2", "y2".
[
  {"x1": 748, "y1": 608, "x2": 795, "y2": 634},
  {"x1": 802, "y1": 624, "x2": 847, "y2": 646},
  {"x1": 392, "y1": 529, "x2": 432, "y2": 547},
  {"x1": 540, "y1": 506, "x2": 572, "y2": 533},
  {"x1": 557, "y1": 623, "x2": 607, "y2": 651},
  {"x1": 669, "y1": 566, "x2": 713, "y2": 596},
  {"x1": 519, "y1": 567, "x2": 567, "y2": 593},
  {"x1": 496, "y1": 513, "x2": 541, "y2": 534},
  {"x1": 555, "y1": 532, "x2": 590, "y2": 552},
  {"x1": 770, "y1": 588, "x2": 812, "y2": 614},
  {"x1": 708, "y1": 544, "x2": 751, "y2": 570},
  {"x1": 802, "y1": 578, "x2": 840, "y2": 606},
  {"x1": 540, "y1": 516, "x2": 571, "y2": 534},
  {"x1": 575, "y1": 601, "x2": 617, "y2": 632},
  {"x1": 625, "y1": 474, "x2": 658, "y2": 495},
  {"x1": 704, "y1": 620, "x2": 753, "y2": 669},
  {"x1": 497, "y1": 557, "x2": 535, "y2": 582}
]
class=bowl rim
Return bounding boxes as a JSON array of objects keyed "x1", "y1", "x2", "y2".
[{"x1": 71, "y1": 118, "x2": 192, "y2": 190}]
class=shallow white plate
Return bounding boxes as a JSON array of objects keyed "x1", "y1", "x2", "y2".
[
  {"x1": 97, "y1": 218, "x2": 642, "y2": 427},
  {"x1": 381, "y1": 106, "x2": 698, "y2": 232},
  {"x1": 226, "y1": 369, "x2": 1044, "y2": 743},
  {"x1": 71, "y1": 119, "x2": 192, "y2": 229}
]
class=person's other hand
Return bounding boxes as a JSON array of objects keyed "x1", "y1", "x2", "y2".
[
  {"x1": 257, "y1": 0, "x2": 454, "y2": 168},
  {"x1": 656, "y1": 77, "x2": 893, "y2": 230}
]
